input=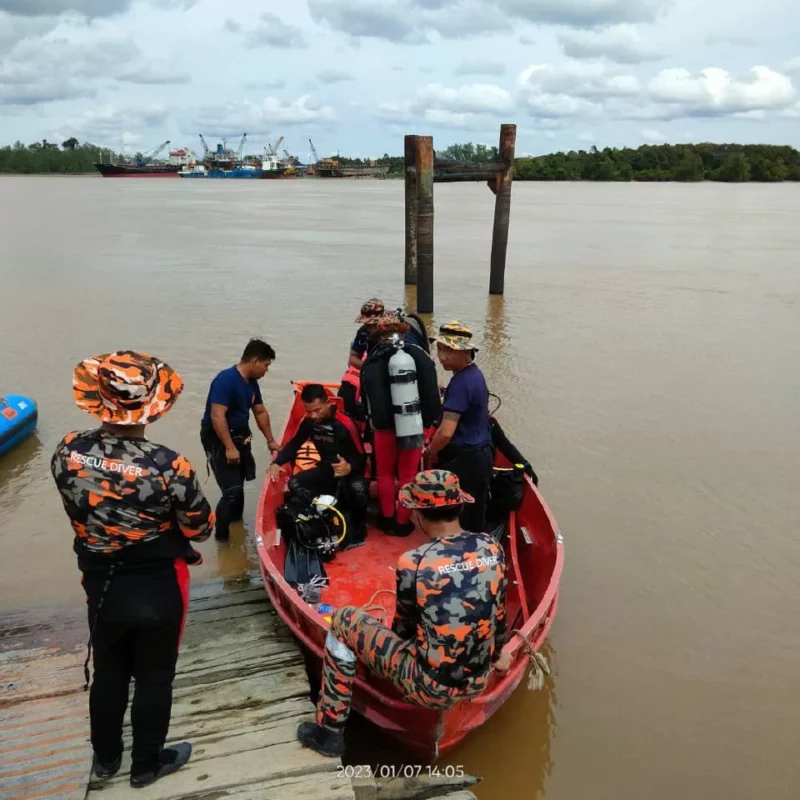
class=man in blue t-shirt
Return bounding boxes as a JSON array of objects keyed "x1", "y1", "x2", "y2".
[
  {"x1": 425, "y1": 321, "x2": 493, "y2": 532},
  {"x1": 200, "y1": 339, "x2": 278, "y2": 539}
]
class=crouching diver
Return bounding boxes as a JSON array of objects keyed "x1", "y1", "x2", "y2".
[
  {"x1": 268, "y1": 384, "x2": 368, "y2": 549},
  {"x1": 297, "y1": 470, "x2": 510, "y2": 757},
  {"x1": 51, "y1": 351, "x2": 214, "y2": 788}
]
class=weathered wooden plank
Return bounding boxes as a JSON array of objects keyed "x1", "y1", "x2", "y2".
[
  {"x1": 186, "y1": 588, "x2": 268, "y2": 613},
  {"x1": 185, "y1": 603, "x2": 273, "y2": 627},
  {"x1": 121, "y1": 697, "x2": 312, "y2": 747},
  {"x1": 92, "y1": 742, "x2": 344, "y2": 799},
  {"x1": 189, "y1": 772, "x2": 355, "y2": 800},
  {"x1": 188, "y1": 575, "x2": 262, "y2": 602}
]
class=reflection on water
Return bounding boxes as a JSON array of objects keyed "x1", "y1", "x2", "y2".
[
  {"x1": 0, "y1": 434, "x2": 42, "y2": 518},
  {"x1": 443, "y1": 641, "x2": 558, "y2": 799},
  {"x1": 1, "y1": 178, "x2": 799, "y2": 800}
]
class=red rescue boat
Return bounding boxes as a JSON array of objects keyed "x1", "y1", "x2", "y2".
[{"x1": 256, "y1": 382, "x2": 564, "y2": 758}]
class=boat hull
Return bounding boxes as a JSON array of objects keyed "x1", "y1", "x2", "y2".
[
  {"x1": 94, "y1": 163, "x2": 180, "y2": 178},
  {"x1": 0, "y1": 395, "x2": 38, "y2": 456},
  {"x1": 256, "y1": 382, "x2": 564, "y2": 758}
]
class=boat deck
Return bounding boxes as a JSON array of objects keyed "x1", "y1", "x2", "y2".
[{"x1": 320, "y1": 526, "x2": 430, "y2": 619}]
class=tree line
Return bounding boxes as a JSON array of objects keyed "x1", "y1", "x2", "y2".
[
  {"x1": 382, "y1": 142, "x2": 800, "y2": 183},
  {"x1": 2, "y1": 138, "x2": 800, "y2": 182},
  {"x1": 512, "y1": 143, "x2": 800, "y2": 182},
  {"x1": 0, "y1": 139, "x2": 120, "y2": 174}
]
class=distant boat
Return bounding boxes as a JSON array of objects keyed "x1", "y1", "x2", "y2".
[
  {"x1": 179, "y1": 163, "x2": 264, "y2": 179},
  {"x1": 94, "y1": 163, "x2": 180, "y2": 178},
  {"x1": 313, "y1": 163, "x2": 389, "y2": 179},
  {"x1": 0, "y1": 395, "x2": 38, "y2": 456}
]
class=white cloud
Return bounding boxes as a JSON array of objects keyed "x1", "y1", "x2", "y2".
[
  {"x1": 0, "y1": 0, "x2": 195, "y2": 16},
  {"x1": 58, "y1": 103, "x2": 171, "y2": 146},
  {"x1": 518, "y1": 62, "x2": 642, "y2": 99},
  {"x1": 226, "y1": 12, "x2": 306, "y2": 49},
  {"x1": 649, "y1": 66, "x2": 795, "y2": 114},
  {"x1": 308, "y1": 0, "x2": 667, "y2": 44},
  {"x1": 558, "y1": 24, "x2": 665, "y2": 64},
  {"x1": 0, "y1": 26, "x2": 143, "y2": 105},
  {"x1": 640, "y1": 127, "x2": 666, "y2": 141},
  {"x1": 578, "y1": 131, "x2": 596, "y2": 142},
  {"x1": 417, "y1": 82, "x2": 514, "y2": 113},
  {"x1": 193, "y1": 96, "x2": 337, "y2": 136}
]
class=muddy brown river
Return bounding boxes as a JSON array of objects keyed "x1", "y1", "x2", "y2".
[{"x1": 1, "y1": 177, "x2": 798, "y2": 799}]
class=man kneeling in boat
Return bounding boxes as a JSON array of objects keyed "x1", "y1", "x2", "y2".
[
  {"x1": 268, "y1": 383, "x2": 368, "y2": 548},
  {"x1": 297, "y1": 470, "x2": 511, "y2": 757}
]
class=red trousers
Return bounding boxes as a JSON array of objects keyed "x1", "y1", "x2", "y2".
[{"x1": 372, "y1": 430, "x2": 422, "y2": 524}]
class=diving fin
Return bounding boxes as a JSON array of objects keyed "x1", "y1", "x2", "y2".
[
  {"x1": 284, "y1": 536, "x2": 302, "y2": 587},
  {"x1": 284, "y1": 537, "x2": 328, "y2": 589}
]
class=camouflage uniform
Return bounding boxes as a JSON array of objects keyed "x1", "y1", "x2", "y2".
[
  {"x1": 316, "y1": 471, "x2": 507, "y2": 730},
  {"x1": 51, "y1": 429, "x2": 214, "y2": 567},
  {"x1": 52, "y1": 351, "x2": 214, "y2": 780}
]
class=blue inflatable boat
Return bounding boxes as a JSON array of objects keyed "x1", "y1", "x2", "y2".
[{"x1": 0, "y1": 395, "x2": 38, "y2": 456}]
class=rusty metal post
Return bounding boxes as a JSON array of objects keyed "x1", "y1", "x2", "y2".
[
  {"x1": 416, "y1": 136, "x2": 434, "y2": 313},
  {"x1": 404, "y1": 135, "x2": 418, "y2": 285},
  {"x1": 489, "y1": 124, "x2": 516, "y2": 295}
]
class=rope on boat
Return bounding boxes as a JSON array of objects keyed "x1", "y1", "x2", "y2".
[
  {"x1": 363, "y1": 588, "x2": 396, "y2": 621},
  {"x1": 509, "y1": 630, "x2": 551, "y2": 691}
]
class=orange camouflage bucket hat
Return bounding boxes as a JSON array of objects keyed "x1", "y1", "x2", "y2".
[
  {"x1": 73, "y1": 350, "x2": 183, "y2": 426},
  {"x1": 369, "y1": 312, "x2": 410, "y2": 339},
  {"x1": 399, "y1": 470, "x2": 475, "y2": 509},
  {"x1": 355, "y1": 298, "x2": 385, "y2": 323}
]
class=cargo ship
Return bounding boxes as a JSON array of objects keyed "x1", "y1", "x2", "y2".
[
  {"x1": 95, "y1": 162, "x2": 181, "y2": 178},
  {"x1": 306, "y1": 138, "x2": 388, "y2": 178},
  {"x1": 94, "y1": 140, "x2": 186, "y2": 178},
  {"x1": 313, "y1": 163, "x2": 389, "y2": 178}
]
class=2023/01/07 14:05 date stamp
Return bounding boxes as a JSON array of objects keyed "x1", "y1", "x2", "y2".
[{"x1": 336, "y1": 765, "x2": 466, "y2": 779}]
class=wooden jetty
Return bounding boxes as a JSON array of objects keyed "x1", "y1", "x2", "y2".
[{"x1": 1, "y1": 577, "x2": 478, "y2": 800}]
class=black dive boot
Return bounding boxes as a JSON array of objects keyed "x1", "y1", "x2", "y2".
[
  {"x1": 297, "y1": 722, "x2": 345, "y2": 757},
  {"x1": 130, "y1": 743, "x2": 193, "y2": 789}
]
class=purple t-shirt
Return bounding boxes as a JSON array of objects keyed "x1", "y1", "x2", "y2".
[{"x1": 441, "y1": 363, "x2": 491, "y2": 449}]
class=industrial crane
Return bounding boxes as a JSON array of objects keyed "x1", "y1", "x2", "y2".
[
  {"x1": 198, "y1": 134, "x2": 210, "y2": 157},
  {"x1": 265, "y1": 136, "x2": 285, "y2": 158},
  {"x1": 136, "y1": 140, "x2": 170, "y2": 167},
  {"x1": 308, "y1": 138, "x2": 319, "y2": 164},
  {"x1": 237, "y1": 133, "x2": 248, "y2": 161}
]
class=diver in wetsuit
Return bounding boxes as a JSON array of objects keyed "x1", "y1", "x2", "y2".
[{"x1": 268, "y1": 384, "x2": 368, "y2": 548}]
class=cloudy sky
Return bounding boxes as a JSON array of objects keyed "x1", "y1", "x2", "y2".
[{"x1": 1, "y1": 0, "x2": 799, "y2": 158}]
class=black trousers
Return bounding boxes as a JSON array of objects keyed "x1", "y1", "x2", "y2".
[
  {"x1": 201, "y1": 426, "x2": 255, "y2": 537},
  {"x1": 288, "y1": 465, "x2": 368, "y2": 542},
  {"x1": 440, "y1": 444, "x2": 494, "y2": 533},
  {"x1": 83, "y1": 562, "x2": 188, "y2": 774}
]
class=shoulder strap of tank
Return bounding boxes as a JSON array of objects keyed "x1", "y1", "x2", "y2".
[
  {"x1": 405, "y1": 313, "x2": 431, "y2": 353},
  {"x1": 334, "y1": 408, "x2": 364, "y2": 454}
]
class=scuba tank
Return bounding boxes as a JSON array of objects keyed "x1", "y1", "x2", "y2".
[{"x1": 388, "y1": 334, "x2": 424, "y2": 450}]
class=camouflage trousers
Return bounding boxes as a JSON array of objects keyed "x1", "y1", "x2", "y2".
[{"x1": 316, "y1": 606, "x2": 478, "y2": 730}]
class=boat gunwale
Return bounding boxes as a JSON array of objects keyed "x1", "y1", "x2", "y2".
[{"x1": 255, "y1": 380, "x2": 563, "y2": 714}]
